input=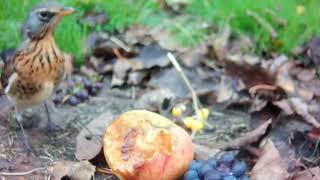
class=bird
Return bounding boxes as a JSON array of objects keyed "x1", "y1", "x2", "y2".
[{"x1": 0, "y1": 1, "x2": 75, "y2": 152}]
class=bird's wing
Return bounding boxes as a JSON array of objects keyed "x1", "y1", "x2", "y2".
[{"x1": 0, "y1": 49, "x2": 16, "y2": 93}]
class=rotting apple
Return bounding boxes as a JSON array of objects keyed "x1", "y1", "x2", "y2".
[{"x1": 103, "y1": 110, "x2": 194, "y2": 180}]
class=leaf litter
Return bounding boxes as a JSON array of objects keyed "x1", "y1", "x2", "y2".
[{"x1": 1, "y1": 6, "x2": 320, "y2": 180}]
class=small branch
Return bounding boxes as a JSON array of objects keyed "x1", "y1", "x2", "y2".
[
  {"x1": 246, "y1": 10, "x2": 278, "y2": 39},
  {"x1": 264, "y1": 9, "x2": 287, "y2": 27},
  {"x1": 0, "y1": 167, "x2": 46, "y2": 176},
  {"x1": 110, "y1": 36, "x2": 131, "y2": 52},
  {"x1": 167, "y1": 53, "x2": 201, "y2": 119},
  {"x1": 167, "y1": 53, "x2": 212, "y2": 129},
  {"x1": 96, "y1": 167, "x2": 114, "y2": 175}
]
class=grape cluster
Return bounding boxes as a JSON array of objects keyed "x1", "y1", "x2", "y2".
[
  {"x1": 184, "y1": 152, "x2": 249, "y2": 180},
  {"x1": 53, "y1": 77, "x2": 103, "y2": 106}
]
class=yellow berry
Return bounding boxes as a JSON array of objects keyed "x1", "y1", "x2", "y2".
[
  {"x1": 171, "y1": 106, "x2": 183, "y2": 117},
  {"x1": 183, "y1": 117, "x2": 195, "y2": 129},
  {"x1": 197, "y1": 108, "x2": 210, "y2": 120},
  {"x1": 190, "y1": 120, "x2": 204, "y2": 131},
  {"x1": 296, "y1": 5, "x2": 306, "y2": 15},
  {"x1": 183, "y1": 117, "x2": 204, "y2": 131}
]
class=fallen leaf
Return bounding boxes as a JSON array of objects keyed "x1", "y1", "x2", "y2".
[
  {"x1": 148, "y1": 68, "x2": 217, "y2": 98},
  {"x1": 193, "y1": 143, "x2": 221, "y2": 161},
  {"x1": 123, "y1": 24, "x2": 154, "y2": 46},
  {"x1": 289, "y1": 98, "x2": 320, "y2": 128},
  {"x1": 292, "y1": 167, "x2": 320, "y2": 180},
  {"x1": 131, "y1": 43, "x2": 170, "y2": 69},
  {"x1": 127, "y1": 71, "x2": 148, "y2": 85},
  {"x1": 80, "y1": 12, "x2": 108, "y2": 27},
  {"x1": 216, "y1": 75, "x2": 238, "y2": 103},
  {"x1": 111, "y1": 59, "x2": 142, "y2": 86},
  {"x1": 210, "y1": 25, "x2": 231, "y2": 61},
  {"x1": 76, "y1": 112, "x2": 116, "y2": 161},
  {"x1": 300, "y1": 37, "x2": 320, "y2": 66},
  {"x1": 138, "y1": 88, "x2": 176, "y2": 112},
  {"x1": 222, "y1": 119, "x2": 272, "y2": 149},
  {"x1": 48, "y1": 161, "x2": 95, "y2": 180},
  {"x1": 251, "y1": 139, "x2": 289, "y2": 180}
]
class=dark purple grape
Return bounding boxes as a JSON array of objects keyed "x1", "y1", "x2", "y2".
[
  {"x1": 240, "y1": 175, "x2": 249, "y2": 180},
  {"x1": 89, "y1": 87, "x2": 98, "y2": 96},
  {"x1": 67, "y1": 78, "x2": 76, "y2": 86},
  {"x1": 219, "y1": 152, "x2": 235, "y2": 167},
  {"x1": 199, "y1": 164, "x2": 214, "y2": 177},
  {"x1": 204, "y1": 170, "x2": 223, "y2": 180},
  {"x1": 184, "y1": 170, "x2": 199, "y2": 180},
  {"x1": 223, "y1": 175, "x2": 237, "y2": 180},
  {"x1": 83, "y1": 78, "x2": 93, "y2": 90},
  {"x1": 65, "y1": 87, "x2": 73, "y2": 94},
  {"x1": 68, "y1": 96, "x2": 80, "y2": 106},
  {"x1": 95, "y1": 82, "x2": 103, "y2": 90},
  {"x1": 75, "y1": 90, "x2": 89, "y2": 101},
  {"x1": 189, "y1": 160, "x2": 205, "y2": 171},
  {"x1": 218, "y1": 163, "x2": 231, "y2": 175},
  {"x1": 231, "y1": 161, "x2": 247, "y2": 177},
  {"x1": 208, "y1": 157, "x2": 218, "y2": 168},
  {"x1": 52, "y1": 95, "x2": 63, "y2": 105}
]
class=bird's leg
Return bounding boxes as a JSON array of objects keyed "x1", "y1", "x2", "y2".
[
  {"x1": 15, "y1": 110, "x2": 34, "y2": 154},
  {"x1": 44, "y1": 102, "x2": 57, "y2": 134}
]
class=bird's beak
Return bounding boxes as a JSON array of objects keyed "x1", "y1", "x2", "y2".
[{"x1": 59, "y1": 7, "x2": 75, "y2": 16}]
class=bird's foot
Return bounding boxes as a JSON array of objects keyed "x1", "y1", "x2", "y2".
[
  {"x1": 47, "y1": 120, "x2": 59, "y2": 134},
  {"x1": 15, "y1": 115, "x2": 35, "y2": 156}
]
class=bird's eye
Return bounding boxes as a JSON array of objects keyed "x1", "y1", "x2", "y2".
[
  {"x1": 38, "y1": 11, "x2": 54, "y2": 21},
  {"x1": 40, "y1": 11, "x2": 49, "y2": 18}
]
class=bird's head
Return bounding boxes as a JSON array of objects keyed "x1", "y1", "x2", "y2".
[{"x1": 22, "y1": 1, "x2": 75, "y2": 40}]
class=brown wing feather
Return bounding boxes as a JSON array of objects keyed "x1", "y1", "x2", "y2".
[{"x1": 0, "y1": 49, "x2": 16, "y2": 93}]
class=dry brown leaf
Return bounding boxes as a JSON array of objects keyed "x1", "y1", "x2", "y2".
[
  {"x1": 138, "y1": 88, "x2": 176, "y2": 111},
  {"x1": 222, "y1": 119, "x2": 272, "y2": 149},
  {"x1": 48, "y1": 161, "x2": 95, "y2": 180},
  {"x1": 251, "y1": 139, "x2": 289, "y2": 180},
  {"x1": 76, "y1": 112, "x2": 116, "y2": 161},
  {"x1": 111, "y1": 59, "x2": 142, "y2": 86},
  {"x1": 292, "y1": 167, "x2": 320, "y2": 180},
  {"x1": 217, "y1": 75, "x2": 238, "y2": 103},
  {"x1": 193, "y1": 143, "x2": 221, "y2": 161},
  {"x1": 289, "y1": 98, "x2": 320, "y2": 128},
  {"x1": 211, "y1": 25, "x2": 230, "y2": 61}
]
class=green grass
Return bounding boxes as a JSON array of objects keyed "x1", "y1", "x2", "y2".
[
  {"x1": 0, "y1": 0, "x2": 320, "y2": 64},
  {"x1": 0, "y1": 0, "x2": 159, "y2": 65},
  {"x1": 184, "y1": 0, "x2": 320, "y2": 54}
]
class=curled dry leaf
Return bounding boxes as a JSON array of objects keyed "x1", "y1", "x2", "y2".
[
  {"x1": 289, "y1": 98, "x2": 320, "y2": 128},
  {"x1": 131, "y1": 43, "x2": 170, "y2": 69},
  {"x1": 292, "y1": 167, "x2": 320, "y2": 180},
  {"x1": 111, "y1": 59, "x2": 142, "y2": 86},
  {"x1": 138, "y1": 88, "x2": 176, "y2": 112},
  {"x1": 48, "y1": 161, "x2": 95, "y2": 180},
  {"x1": 80, "y1": 12, "x2": 108, "y2": 27},
  {"x1": 76, "y1": 112, "x2": 116, "y2": 161},
  {"x1": 251, "y1": 139, "x2": 289, "y2": 180},
  {"x1": 210, "y1": 25, "x2": 231, "y2": 61},
  {"x1": 222, "y1": 119, "x2": 272, "y2": 149},
  {"x1": 193, "y1": 143, "x2": 221, "y2": 161}
]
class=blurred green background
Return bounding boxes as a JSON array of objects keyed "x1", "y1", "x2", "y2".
[{"x1": 0, "y1": 0, "x2": 319, "y2": 64}]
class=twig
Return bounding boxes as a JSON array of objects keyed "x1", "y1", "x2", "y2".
[
  {"x1": 96, "y1": 167, "x2": 114, "y2": 175},
  {"x1": 167, "y1": 53, "x2": 212, "y2": 128},
  {"x1": 110, "y1": 36, "x2": 131, "y2": 52},
  {"x1": 264, "y1": 9, "x2": 287, "y2": 27},
  {"x1": 246, "y1": 10, "x2": 278, "y2": 38},
  {"x1": 167, "y1": 53, "x2": 201, "y2": 117},
  {"x1": 0, "y1": 167, "x2": 46, "y2": 176}
]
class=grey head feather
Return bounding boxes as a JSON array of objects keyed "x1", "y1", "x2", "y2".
[{"x1": 21, "y1": 1, "x2": 64, "y2": 40}]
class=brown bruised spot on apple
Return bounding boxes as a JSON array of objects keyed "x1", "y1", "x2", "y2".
[{"x1": 103, "y1": 110, "x2": 194, "y2": 180}]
